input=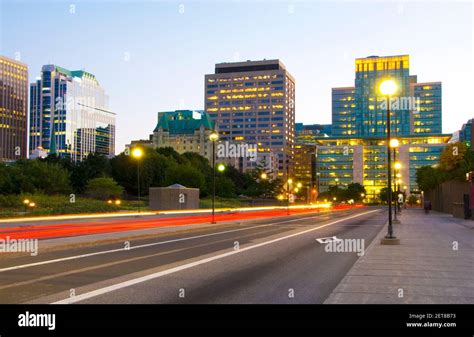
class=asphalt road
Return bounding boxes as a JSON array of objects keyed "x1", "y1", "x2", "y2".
[{"x1": 0, "y1": 207, "x2": 385, "y2": 304}]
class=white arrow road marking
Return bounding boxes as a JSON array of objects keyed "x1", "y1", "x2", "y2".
[{"x1": 315, "y1": 236, "x2": 343, "y2": 244}]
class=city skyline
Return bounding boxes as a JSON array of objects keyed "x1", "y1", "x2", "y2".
[{"x1": 1, "y1": 1, "x2": 472, "y2": 153}]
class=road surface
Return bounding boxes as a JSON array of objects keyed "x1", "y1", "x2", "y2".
[{"x1": 0, "y1": 207, "x2": 385, "y2": 304}]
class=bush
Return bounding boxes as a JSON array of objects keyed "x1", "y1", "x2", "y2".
[{"x1": 84, "y1": 177, "x2": 124, "y2": 200}]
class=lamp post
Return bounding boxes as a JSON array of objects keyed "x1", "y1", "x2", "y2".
[
  {"x1": 394, "y1": 162, "x2": 402, "y2": 219},
  {"x1": 132, "y1": 148, "x2": 143, "y2": 213},
  {"x1": 390, "y1": 138, "x2": 400, "y2": 222},
  {"x1": 286, "y1": 177, "x2": 292, "y2": 215},
  {"x1": 209, "y1": 131, "x2": 219, "y2": 224},
  {"x1": 380, "y1": 79, "x2": 400, "y2": 244}
]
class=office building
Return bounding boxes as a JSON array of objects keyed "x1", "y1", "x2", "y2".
[
  {"x1": 317, "y1": 55, "x2": 449, "y2": 201},
  {"x1": 204, "y1": 59, "x2": 295, "y2": 178},
  {"x1": 0, "y1": 55, "x2": 28, "y2": 161},
  {"x1": 316, "y1": 135, "x2": 450, "y2": 202},
  {"x1": 459, "y1": 118, "x2": 473, "y2": 149},
  {"x1": 30, "y1": 64, "x2": 115, "y2": 161},
  {"x1": 332, "y1": 55, "x2": 442, "y2": 138},
  {"x1": 295, "y1": 123, "x2": 331, "y2": 143}
]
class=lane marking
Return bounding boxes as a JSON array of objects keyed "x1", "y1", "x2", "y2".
[
  {"x1": 0, "y1": 228, "x2": 284, "y2": 291},
  {"x1": 0, "y1": 211, "x2": 342, "y2": 273},
  {"x1": 53, "y1": 209, "x2": 380, "y2": 304}
]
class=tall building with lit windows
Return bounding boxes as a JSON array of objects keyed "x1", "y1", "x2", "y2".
[
  {"x1": 0, "y1": 55, "x2": 28, "y2": 161},
  {"x1": 332, "y1": 55, "x2": 442, "y2": 138},
  {"x1": 317, "y1": 55, "x2": 449, "y2": 201},
  {"x1": 411, "y1": 82, "x2": 442, "y2": 134},
  {"x1": 204, "y1": 59, "x2": 295, "y2": 178},
  {"x1": 30, "y1": 65, "x2": 115, "y2": 161}
]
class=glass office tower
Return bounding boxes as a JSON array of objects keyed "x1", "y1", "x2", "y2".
[
  {"x1": 30, "y1": 65, "x2": 115, "y2": 161},
  {"x1": 318, "y1": 55, "x2": 449, "y2": 201}
]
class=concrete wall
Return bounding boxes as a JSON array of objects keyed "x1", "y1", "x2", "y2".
[
  {"x1": 425, "y1": 180, "x2": 471, "y2": 218},
  {"x1": 149, "y1": 187, "x2": 200, "y2": 210}
]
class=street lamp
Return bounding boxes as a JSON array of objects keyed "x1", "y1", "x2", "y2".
[
  {"x1": 260, "y1": 172, "x2": 268, "y2": 180},
  {"x1": 217, "y1": 163, "x2": 226, "y2": 172},
  {"x1": 209, "y1": 131, "x2": 219, "y2": 223},
  {"x1": 390, "y1": 138, "x2": 400, "y2": 221},
  {"x1": 380, "y1": 79, "x2": 399, "y2": 244},
  {"x1": 286, "y1": 177, "x2": 293, "y2": 215},
  {"x1": 132, "y1": 147, "x2": 143, "y2": 212}
]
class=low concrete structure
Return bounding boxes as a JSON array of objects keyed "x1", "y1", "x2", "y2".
[{"x1": 149, "y1": 184, "x2": 199, "y2": 210}]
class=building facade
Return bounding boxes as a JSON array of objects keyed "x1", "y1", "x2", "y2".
[
  {"x1": 204, "y1": 59, "x2": 295, "y2": 178},
  {"x1": 0, "y1": 55, "x2": 28, "y2": 161},
  {"x1": 459, "y1": 118, "x2": 473, "y2": 149},
  {"x1": 332, "y1": 55, "x2": 442, "y2": 138},
  {"x1": 318, "y1": 55, "x2": 449, "y2": 201},
  {"x1": 152, "y1": 110, "x2": 215, "y2": 161},
  {"x1": 316, "y1": 135, "x2": 450, "y2": 202},
  {"x1": 30, "y1": 65, "x2": 115, "y2": 161}
]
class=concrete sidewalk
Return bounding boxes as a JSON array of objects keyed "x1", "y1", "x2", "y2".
[{"x1": 324, "y1": 208, "x2": 474, "y2": 304}]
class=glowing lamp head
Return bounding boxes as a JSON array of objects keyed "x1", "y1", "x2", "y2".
[
  {"x1": 297, "y1": 182, "x2": 302, "y2": 188},
  {"x1": 394, "y1": 162, "x2": 402, "y2": 170},
  {"x1": 23, "y1": 199, "x2": 30, "y2": 205},
  {"x1": 260, "y1": 172, "x2": 268, "y2": 180},
  {"x1": 287, "y1": 178, "x2": 293, "y2": 184},
  {"x1": 217, "y1": 163, "x2": 226, "y2": 172},
  {"x1": 390, "y1": 139, "x2": 400, "y2": 148},
  {"x1": 132, "y1": 148, "x2": 143, "y2": 159},
  {"x1": 115, "y1": 200, "x2": 121, "y2": 205},
  {"x1": 209, "y1": 132, "x2": 219, "y2": 142},
  {"x1": 28, "y1": 202, "x2": 36, "y2": 207},
  {"x1": 380, "y1": 79, "x2": 398, "y2": 96}
]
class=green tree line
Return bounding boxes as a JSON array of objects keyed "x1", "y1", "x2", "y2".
[{"x1": 0, "y1": 147, "x2": 283, "y2": 199}]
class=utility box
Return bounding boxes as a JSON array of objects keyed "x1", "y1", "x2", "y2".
[{"x1": 149, "y1": 184, "x2": 199, "y2": 210}]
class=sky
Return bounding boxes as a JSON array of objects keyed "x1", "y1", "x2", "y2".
[{"x1": 1, "y1": 0, "x2": 473, "y2": 153}]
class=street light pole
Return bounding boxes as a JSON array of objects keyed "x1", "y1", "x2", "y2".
[
  {"x1": 286, "y1": 165, "x2": 290, "y2": 215},
  {"x1": 209, "y1": 131, "x2": 219, "y2": 224},
  {"x1": 132, "y1": 148, "x2": 143, "y2": 213},
  {"x1": 379, "y1": 79, "x2": 399, "y2": 244}
]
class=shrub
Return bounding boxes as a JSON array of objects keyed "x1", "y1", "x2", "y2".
[{"x1": 84, "y1": 177, "x2": 124, "y2": 200}]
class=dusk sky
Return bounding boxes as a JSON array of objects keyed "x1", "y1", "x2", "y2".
[{"x1": 1, "y1": 0, "x2": 473, "y2": 152}]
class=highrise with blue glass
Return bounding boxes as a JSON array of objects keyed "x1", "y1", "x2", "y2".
[
  {"x1": 317, "y1": 55, "x2": 449, "y2": 201},
  {"x1": 30, "y1": 65, "x2": 115, "y2": 161}
]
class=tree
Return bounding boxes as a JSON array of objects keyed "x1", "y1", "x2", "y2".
[
  {"x1": 164, "y1": 164, "x2": 206, "y2": 192},
  {"x1": 84, "y1": 177, "x2": 124, "y2": 200},
  {"x1": 215, "y1": 176, "x2": 236, "y2": 198},
  {"x1": 345, "y1": 183, "x2": 366, "y2": 202},
  {"x1": 111, "y1": 148, "x2": 172, "y2": 196},
  {"x1": 416, "y1": 166, "x2": 446, "y2": 192},
  {"x1": 10, "y1": 159, "x2": 71, "y2": 195},
  {"x1": 439, "y1": 142, "x2": 468, "y2": 172},
  {"x1": 407, "y1": 194, "x2": 419, "y2": 206},
  {"x1": 70, "y1": 153, "x2": 112, "y2": 193}
]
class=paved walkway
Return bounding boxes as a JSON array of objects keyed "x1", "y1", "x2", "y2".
[{"x1": 324, "y1": 208, "x2": 474, "y2": 304}]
